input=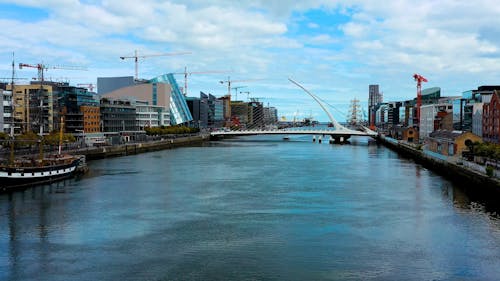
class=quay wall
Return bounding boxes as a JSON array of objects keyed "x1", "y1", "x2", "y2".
[
  {"x1": 377, "y1": 135, "x2": 500, "y2": 200},
  {"x1": 77, "y1": 134, "x2": 210, "y2": 161}
]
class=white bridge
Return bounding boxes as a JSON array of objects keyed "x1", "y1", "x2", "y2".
[
  {"x1": 211, "y1": 78, "x2": 378, "y2": 143},
  {"x1": 210, "y1": 126, "x2": 377, "y2": 142}
]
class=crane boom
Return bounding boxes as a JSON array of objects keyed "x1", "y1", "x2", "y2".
[
  {"x1": 173, "y1": 67, "x2": 229, "y2": 95},
  {"x1": 219, "y1": 77, "x2": 264, "y2": 99},
  {"x1": 77, "y1": 83, "x2": 95, "y2": 92},
  {"x1": 413, "y1": 73, "x2": 428, "y2": 126},
  {"x1": 120, "y1": 50, "x2": 191, "y2": 80},
  {"x1": 19, "y1": 63, "x2": 86, "y2": 82}
]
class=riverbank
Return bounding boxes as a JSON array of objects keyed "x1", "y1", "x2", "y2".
[
  {"x1": 75, "y1": 133, "x2": 210, "y2": 161},
  {"x1": 377, "y1": 135, "x2": 500, "y2": 208}
]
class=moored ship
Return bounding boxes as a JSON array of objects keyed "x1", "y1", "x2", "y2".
[{"x1": 0, "y1": 154, "x2": 86, "y2": 192}]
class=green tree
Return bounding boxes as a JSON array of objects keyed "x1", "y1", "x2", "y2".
[
  {"x1": 43, "y1": 132, "x2": 76, "y2": 145},
  {"x1": 15, "y1": 131, "x2": 40, "y2": 148}
]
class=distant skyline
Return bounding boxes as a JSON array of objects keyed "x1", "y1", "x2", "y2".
[{"x1": 0, "y1": 0, "x2": 499, "y2": 122}]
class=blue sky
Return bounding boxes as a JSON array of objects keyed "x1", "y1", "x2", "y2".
[{"x1": 0, "y1": 0, "x2": 499, "y2": 122}]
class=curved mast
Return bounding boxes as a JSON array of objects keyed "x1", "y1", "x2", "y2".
[{"x1": 288, "y1": 78, "x2": 346, "y2": 130}]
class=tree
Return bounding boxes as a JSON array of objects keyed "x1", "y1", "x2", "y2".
[
  {"x1": 44, "y1": 132, "x2": 76, "y2": 145},
  {"x1": 15, "y1": 131, "x2": 40, "y2": 148}
]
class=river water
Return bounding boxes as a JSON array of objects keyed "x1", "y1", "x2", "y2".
[{"x1": 1, "y1": 135, "x2": 500, "y2": 280}]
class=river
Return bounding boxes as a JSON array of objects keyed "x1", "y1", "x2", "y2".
[{"x1": 1, "y1": 135, "x2": 500, "y2": 280}]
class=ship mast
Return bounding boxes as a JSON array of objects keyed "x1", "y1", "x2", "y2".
[
  {"x1": 58, "y1": 115, "x2": 64, "y2": 155},
  {"x1": 9, "y1": 52, "x2": 15, "y2": 165},
  {"x1": 348, "y1": 98, "x2": 362, "y2": 126}
]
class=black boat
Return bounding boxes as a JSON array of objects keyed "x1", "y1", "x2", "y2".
[{"x1": 0, "y1": 154, "x2": 85, "y2": 192}]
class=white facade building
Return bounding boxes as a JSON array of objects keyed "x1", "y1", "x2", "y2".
[
  {"x1": 1, "y1": 90, "x2": 13, "y2": 134},
  {"x1": 135, "y1": 100, "x2": 170, "y2": 129},
  {"x1": 419, "y1": 103, "x2": 453, "y2": 140}
]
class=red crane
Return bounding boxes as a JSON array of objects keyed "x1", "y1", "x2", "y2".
[
  {"x1": 19, "y1": 63, "x2": 86, "y2": 83},
  {"x1": 413, "y1": 73, "x2": 428, "y2": 126}
]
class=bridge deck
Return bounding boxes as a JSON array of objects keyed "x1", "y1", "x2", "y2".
[{"x1": 211, "y1": 128, "x2": 377, "y2": 137}]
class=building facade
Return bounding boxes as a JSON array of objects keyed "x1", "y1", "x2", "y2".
[
  {"x1": 264, "y1": 106, "x2": 278, "y2": 125},
  {"x1": 0, "y1": 90, "x2": 13, "y2": 134},
  {"x1": 58, "y1": 85, "x2": 100, "y2": 134},
  {"x1": 208, "y1": 93, "x2": 224, "y2": 128},
  {"x1": 426, "y1": 130, "x2": 482, "y2": 157},
  {"x1": 483, "y1": 90, "x2": 500, "y2": 143},
  {"x1": 97, "y1": 76, "x2": 135, "y2": 96},
  {"x1": 368, "y1": 84, "x2": 382, "y2": 127},
  {"x1": 8, "y1": 84, "x2": 54, "y2": 134},
  {"x1": 100, "y1": 98, "x2": 137, "y2": 132},
  {"x1": 134, "y1": 100, "x2": 169, "y2": 129},
  {"x1": 103, "y1": 73, "x2": 192, "y2": 126},
  {"x1": 419, "y1": 104, "x2": 453, "y2": 140}
]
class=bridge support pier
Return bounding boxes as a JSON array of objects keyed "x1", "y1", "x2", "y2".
[
  {"x1": 313, "y1": 136, "x2": 316, "y2": 142},
  {"x1": 318, "y1": 136, "x2": 322, "y2": 143},
  {"x1": 329, "y1": 135, "x2": 351, "y2": 144}
]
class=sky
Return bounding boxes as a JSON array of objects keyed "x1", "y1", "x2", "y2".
[{"x1": 0, "y1": 0, "x2": 499, "y2": 122}]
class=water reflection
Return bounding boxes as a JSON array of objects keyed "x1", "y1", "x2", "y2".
[{"x1": 1, "y1": 136, "x2": 500, "y2": 280}]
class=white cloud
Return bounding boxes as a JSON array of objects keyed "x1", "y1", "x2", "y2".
[{"x1": 0, "y1": 0, "x2": 499, "y2": 121}]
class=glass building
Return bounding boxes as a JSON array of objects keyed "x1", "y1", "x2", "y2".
[{"x1": 150, "y1": 74, "x2": 193, "y2": 125}]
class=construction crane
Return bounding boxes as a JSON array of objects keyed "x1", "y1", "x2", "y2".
[
  {"x1": 0, "y1": 77, "x2": 28, "y2": 81},
  {"x1": 413, "y1": 73, "x2": 428, "y2": 126},
  {"x1": 77, "y1": 83, "x2": 95, "y2": 92},
  {"x1": 173, "y1": 67, "x2": 229, "y2": 96},
  {"x1": 241, "y1": 91, "x2": 251, "y2": 101},
  {"x1": 120, "y1": 50, "x2": 191, "y2": 81},
  {"x1": 18, "y1": 62, "x2": 87, "y2": 134},
  {"x1": 19, "y1": 63, "x2": 86, "y2": 83},
  {"x1": 219, "y1": 77, "x2": 263, "y2": 100},
  {"x1": 231, "y1": 86, "x2": 247, "y2": 101}
]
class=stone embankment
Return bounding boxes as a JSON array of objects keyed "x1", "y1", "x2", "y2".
[
  {"x1": 74, "y1": 134, "x2": 210, "y2": 161},
  {"x1": 377, "y1": 135, "x2": 500, "y2": 199}
]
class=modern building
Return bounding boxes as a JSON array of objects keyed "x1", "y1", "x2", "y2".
[
  {"x1": 230, "y1": 101, "x2": 249, "y2": 128},
  {"x1": 472, "y1": 103, "x2": 484, "y2": 137},
  {"x1": 413, "y1": 87, "x2": 442, "y2": 126},
  {"x1": 102, "y1": 73, "x2": 192, "y2": 126},
  {"x1": 218, "y1": 95, "x2": 231, "y2": 126},
  {"x1": 0, "y1": 89, "x2": 13, "y2": 134},
  {"x1": 100, "y1": 98, "x2": 136, "y2": 132},
  {"x1": 264, "y1": 106, "x2": 278, "y2": 125},
  {"x1": 375, "y1": 103, "x2": 388, "y2": 129},
  {"x1": 7, "y1": 83, "x2": 54, "y2": 134},
  {"x1": 248, "y1": 101, "x2": 264, "y2": 129},
  {"x1": 419, "y1": 104, "x2": 453, "y2": 140},
  {"x1": 208, "y1": 93, "x2": 224, "y2": 128},
  {"x1": 57, "y1": 85, "x2": 100, "y2": 134},
  {"x1": 149, "y1": 74, "x2": 193, "y2": 125},
  {"x1": 97, "y1": 76, "x2": 135, "y2": 96},
  {"x1": 186, "y1": 95, "x2": 208, "y2": 128},
  {"x1": 368, "y1": 84, "x2": 382, "y2": 127},
  {"x1": 453, "y1": 86, "x2": 500, "y2": 134},
  {"x1": 134, "y1": 100, "x2": 170, "y2": 129}
]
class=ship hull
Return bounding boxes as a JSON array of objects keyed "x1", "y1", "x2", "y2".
[{"x1": 0, "y1": 158, "x2": 81, "y2": 192}]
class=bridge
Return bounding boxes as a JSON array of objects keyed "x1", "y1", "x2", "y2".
[
  {"x1": 210, "y1": 78, "x2": 378, "y2": 143},
  {"x1": 210, "y1": 126, "x2": 377, "y2": 143}
]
